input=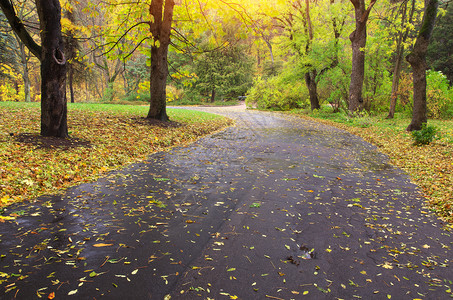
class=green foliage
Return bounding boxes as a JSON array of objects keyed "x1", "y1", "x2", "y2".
[
  {"x1": 427, "y1": 3, "x2": 453, "y2": 85},
  {"x1": 317, "y1": 67, "x2": 350, "y2": 111},
  {"x1": 102, "y1": 83, "x2": 115, "y2": 102},
  {"x1": 246, "y1": 76, "x2": 309, "y2": 111},
  {"x1": 190, "y1": 44, "x2": 255, "y2": 102},
  {"x1": 426, "y1": 70, "x2": 453, "y2": 119},
  {"x1": 411, "y1": 123, "x2": 439, "y2": 145},
  {"x1": 124, "y1": 55, "x2": 150, "y2": 95}
]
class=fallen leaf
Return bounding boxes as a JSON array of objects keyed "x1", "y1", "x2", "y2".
[{"x1": 93, "y1": 243, "x2": 113, "y2": 247}]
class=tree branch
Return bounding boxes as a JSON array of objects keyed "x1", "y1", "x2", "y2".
[{"x1": 0, "y1": 0, "x2": 42, "y2": 60}]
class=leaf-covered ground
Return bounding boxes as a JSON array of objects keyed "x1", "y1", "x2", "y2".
[
  {"x1": 0, "y1": 102, "x2": 233, "y2": 212},
  {"x1": 292, "y1": 111, "x2": 453, "y2": 223}
]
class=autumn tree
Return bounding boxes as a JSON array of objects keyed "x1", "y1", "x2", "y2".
[
  {"x1": 147, "y1": 0, "x2": 175, "y2": 121},
  {"x1": 62, "y1": 0, "x2": 81, "y2": 103},
  {"x1": 386, "y1": 0, "x2": 417, "y2": 119},
  {"x1": 0, "y1": 0, "x2": 68, "y2": 137},
  {"x1": 192, "y1": 43, "x2": 254, "y2": 102},
  {"x1": 348, "y1": 0, "x2": 377, "y2": 113},
  {"x1": 406, "y1": 0, "x2": 438, "y2": 131},
  {"x1": 0, "y1": 11, "x2": 18, "y2": 79}
]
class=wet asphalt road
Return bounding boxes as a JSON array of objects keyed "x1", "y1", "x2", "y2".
[{"x1": 0, "y1": 105, "x2": 452, "y2": 300}]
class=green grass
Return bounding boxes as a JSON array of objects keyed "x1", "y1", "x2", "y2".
[
  {"x1": 168, "y1": 99, "x2": 240, "y2": 107},
  {"x1": 66, "y1": 102, "x2": 225, "y2": 123}
]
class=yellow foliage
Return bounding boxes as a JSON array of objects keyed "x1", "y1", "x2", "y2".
[{"x1": 137, "y1": 81, "x2": 150, "y2": 95}]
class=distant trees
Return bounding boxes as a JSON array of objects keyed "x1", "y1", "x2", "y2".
[
  {"x1": 192, "y1": 44, "x2": 254, "y2": 102},
  {"x1": 427, "y1": 3, "x2": 453, "y2": 85},
  {"x1": 0, "y1": 0, "x2": 451, "y2": 136}
]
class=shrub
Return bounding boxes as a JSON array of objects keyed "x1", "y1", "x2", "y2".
[
  {"x1": 246, "y1": 76, "x2": 309, "y2": 110},
  {"x1": 426, "y1": 70, "x2": 453, "y2": 119},
  {"x1": 411, "y1": 123, "x2": 439, "y2": 146}
]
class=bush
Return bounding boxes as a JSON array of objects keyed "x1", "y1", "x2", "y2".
[
  {"x1": 411, "y1": 123, "x2": 439, "y2": 145},
  {"x1": 246, "y1": 76, "x2": 309, "y2": 110},
  {"x1": 426, "y1": 70, "x2": 453, "y2": 119}
]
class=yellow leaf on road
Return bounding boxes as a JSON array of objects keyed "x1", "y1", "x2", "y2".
[{"x1": 93, "y1": 243, "x2": 113, "y2": 247}]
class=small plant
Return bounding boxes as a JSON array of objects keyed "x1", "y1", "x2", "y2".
[{"x1": 411, "y1": 123, "x2": 439, "y2": 145}]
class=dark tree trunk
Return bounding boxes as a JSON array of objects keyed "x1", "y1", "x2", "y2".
[
  {"x1": 210, "y1": 88, "x2": 216, "y2": 103},
  {"x1": 302, "y1": 0, "x2": 320, "y2": 111},
  {"x1": 348, "y1": 0, "x2": 376, "y2": 114},
  {"x1": 305, "y1": 71, "x2": 320, "y2": 110},
  {"x1": 147, "y1": 0, "x2": 175, "y2": 121},
  {"x1": 64, "y1": 5, "x2": 77, "y2": 104},
  {"x1": 406, "y1": 0, "x2": 438, "y2": 131},
  {"x1": 69, "y1": 66, "x2": 75, "y2": 103},
  {"x1": 36, "y1": 0, "x2": 68, "y2": 137},
  {"x1": 387, "y1": 46, "x2": 404, "y2": 119}
]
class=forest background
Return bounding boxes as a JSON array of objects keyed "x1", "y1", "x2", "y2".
[
  {"x1": 0, "y1": 0, "x2": 452, "y2": 221},
  {"x1": 0, "y1": 0, "x2": 452, "y2": 118}
]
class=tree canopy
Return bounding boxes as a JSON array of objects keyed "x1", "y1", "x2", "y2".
[{"x1": 0, "y1": 0, "x2": 451, "y2": 134}]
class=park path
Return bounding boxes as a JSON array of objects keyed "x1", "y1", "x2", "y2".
[{"x1": 0, "y1": 104, "x2": 452, "y2": 299}]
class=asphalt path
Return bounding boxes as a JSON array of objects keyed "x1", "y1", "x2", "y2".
[{"x1": 0, "y1": 105, "x2": 451, "y2": 299}]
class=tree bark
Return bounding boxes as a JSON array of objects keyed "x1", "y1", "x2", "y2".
[
  {"x1": 69, "y1": 66, "x2": 75, "y2": 103},
  {"x1": 36, "y1": 0, "x2": 68, "y2": 137},
  {"x1": 305, "y1": 71, "x2": 320, "y2": 110},
  {"x1": 406, "y1": 0, "x2": 438, "y2": 131},
  {"x1": 64, "y1": 5, "x2": 77, "y2": 104},
  {"x1": 147, "y1": 0, "x2": 175, "y2": 121},
  {"x1": 348, "y1": 0, "x2": 376, "y2": 114},
  {"x1": 210, "y1": 88, "x2": 216, "y2": 103},
  {"x1": 302, "y1": 0, "x2": 320, "y2": 110}
]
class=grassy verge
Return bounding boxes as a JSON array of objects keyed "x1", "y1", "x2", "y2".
[
  {"x1": 290, "y1": 108, "x2": 453, "y2": 222},
  {"x1": 168, "y1": 99, "x2": 240, "y2": 106},
  {"x1": 0, "y1": 102, "x2": 233, "y2": 211}
]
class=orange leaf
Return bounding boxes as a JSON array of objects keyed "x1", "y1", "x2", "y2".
[{"x1": 48, "y1": 292, "x2": 55, "y2": 299}]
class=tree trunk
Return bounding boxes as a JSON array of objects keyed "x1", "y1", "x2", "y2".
[
  {"x1": 305, "y1": 71, "x2": 320, "y2": 110},
  {"x1": 147, "y1": 0, "x2": 175, "y2": 121},
  {"x1": 69, "y1": 65, "x2": 75, "y2": 103},
  {"x1": 406, "y1": 0, "x2": 438, "y2": 131},
  {"x1": 387, "y1": 0, "x2": 415, "y2": 119},
  {"x1": 348, "y1": 0, "x2": 376, "y2": 114},
  {"x1": 210, "y1": 88, "x2": 216, "y2": 103},
  {"x1": 19, "y1": 41, "x2": 31, "y2": 103},
  {"x1": 36, "y1": 0, "x2": 68, "y2": 137},
  {"x1": 302, "y1": 0, "x2": 320, "y2": 111}
]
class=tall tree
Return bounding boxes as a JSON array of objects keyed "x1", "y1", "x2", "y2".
[
  {"x1": 302, "y1": 0, "x2": 320, "y2": 110},
  {"x1": 406, "y1": 0, "x2": 438, "y2": 131},
  {"x1": 62, "y1": 0, "x2": 80, "y2": 103},
  {"x1": 0, "y1": 0, "x2": 68, "y2": 137},
  {"x1": 387, "y1": 0, "x2": 416, "y2": 119},
  {"x1": 348, "y1": 0, "x2": 377, "y2": 113},
  {"x1": 147, "y1": 0, "x2": 175, "y2": 121}
]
